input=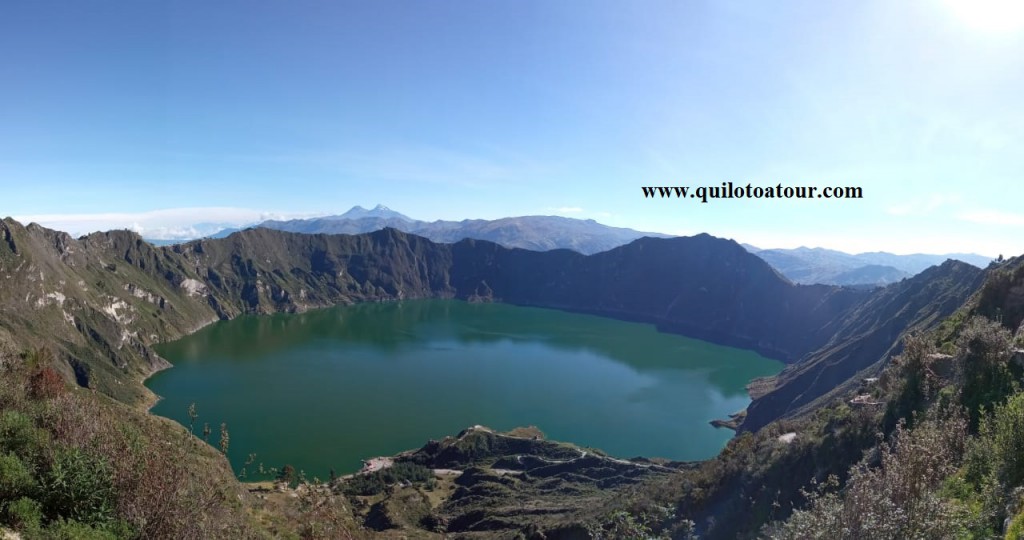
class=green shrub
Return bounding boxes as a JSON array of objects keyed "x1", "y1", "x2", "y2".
[
  {"x1": 1007, "y1": 508, "x2": 1024, "y2": 540},
  {"x1": 41, "y1": 447, "x2": 117, "y2": 526},
  {"x1": 0, "y1": 451, "x2": 36, "y2": 500},
  {"x1": 0, "y1": 410, "x2": 46, "y2": 460},
  {"x1": 958, "y1": 317, "x2": 1018, "y2": 430},
  {"x1": 5, "y1": 496, "x2": 42, "y2": 532},
  {"x1": 964, "y1": 434, "x2": 995, "y2": 488},
  {"x1": 42, "y1": 518, "x2": 120, "y2": 540},
  {"x1": 592, "y1": 510, "x2": 662, "y2": 539},
  {"x1": 987, "y1": 392, "x2": 1024, "y2": 488},
  {"x1": 342, "y1": 462, "x2": 433, "y2": 496},
  {"x1": 882, "y1": 334, "x2": 936, "y2": 432}
]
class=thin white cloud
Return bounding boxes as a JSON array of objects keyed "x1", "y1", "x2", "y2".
[
  {"x1": 956, "y1": 209, "x2": 1024, "y2": 227},
  {"x1": 549, "y1": 206, "x2": 584, "y2": 215},
  {"x1": 732, "y1": 228, "x2": 1000, "y2": 258},
  {"x1": 886, "y1": 193, "x2": 961, "y2": 217},
  {"x1": 13, "y1": 207, "x2": 326, "y2": 240}
]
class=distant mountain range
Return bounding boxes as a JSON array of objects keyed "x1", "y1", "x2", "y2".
[
  {"x1": 744, "y1": 245, "x2": 992, "y2": 287},
  {"x1": 144, "y1": 204, "x2": 667, "y2": 256},
  {"x1": 140, "y1": 205, "x2": 991, "y2": 286},
  {"x1": 206, "y1": 205, "x2": 671, "y2": 256}
]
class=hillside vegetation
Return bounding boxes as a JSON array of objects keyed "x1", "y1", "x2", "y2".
[
  {"x1": 3, "y1": 217, "x2": 1022, "y2": 538},
  {"x1": 0, "y1": 347, "x2": 259, "y2": 538}
]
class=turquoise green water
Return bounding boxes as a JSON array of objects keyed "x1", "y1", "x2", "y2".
[{"x1": 147, "y1": 300, "x2": 782, "y2": 477}]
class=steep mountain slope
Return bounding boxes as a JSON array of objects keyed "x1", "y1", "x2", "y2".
[
  {"x1": 742, "y1": 259, "x2": 986, "y2": 431},
  {"x1": 448, "y1": 235, "x2": 868, "y2": 361},
  {"x1": 0, "y1": 221, "x2": 220, "y2": 403}
]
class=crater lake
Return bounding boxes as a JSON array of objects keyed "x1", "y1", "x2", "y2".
[{"x1": 146, "y1": 300, "x2": 782, "y2": 477}]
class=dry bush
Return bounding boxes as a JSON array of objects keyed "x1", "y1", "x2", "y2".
[
  {"x1": 1, "y1": 349, "x2": 264, "y2": 538},
  {"x1": 294, "y1": 485, "x2": 358, "y2": 540},
  {"x1": 46, "y1": 393, "x2": 260, "y2": 538},
  {"x1": 764, "y1": 405, "x2": 970, "y2": 540},
  {"x1": 29, "y1": 366, "x2": 66, "y2": 400}
]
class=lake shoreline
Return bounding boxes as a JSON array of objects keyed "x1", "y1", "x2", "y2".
[{"x1": 146, "y1": 299, "x2": 783, "y2": 477}]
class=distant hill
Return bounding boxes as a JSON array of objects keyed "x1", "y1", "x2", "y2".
[
  {"x1": 853, "y1": 251, "x2": 991, "y2": 273},
  {"x1": 747, "y1": 245, "x2": 990, "y2": 287},
  {"x1": 332, "y1": 204, "x2": 415, "y2": 222},
  {"x1": 831, "y1": 264, "x2": 909, "y2": 287},
  {"x1": 260, "y1": 206, "x2": 671, "y2": 255},
  {"x1": 143, "y1": 227, "x2": 239, "y2": 245}
]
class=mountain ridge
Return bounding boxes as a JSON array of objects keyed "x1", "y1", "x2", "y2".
[
  {"x1": 0, "y1": 217, "x2": 986, "y2": 431},
  {"x1": 137, "y1": 206, "x2": 989, "y2": 289},
  {"x1": 0, "y1": 219, "x2": 854, "y2": 404}
]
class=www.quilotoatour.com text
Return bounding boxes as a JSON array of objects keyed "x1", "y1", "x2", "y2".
[{"x1": 641, "y1": 182, "x2": 863, "y2": 203}]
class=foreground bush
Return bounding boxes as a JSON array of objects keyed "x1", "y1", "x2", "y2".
[
  {"x1": 0, "y1": 349, "x2": 260, "y2": 538},
  {"x1": 764, "y1": 406, "x2": 969, "y2": 539}
]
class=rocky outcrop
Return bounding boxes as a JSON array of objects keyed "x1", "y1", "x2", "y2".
[{"x1": 384, "y1": 426, "x2": 679, "y2": 535}]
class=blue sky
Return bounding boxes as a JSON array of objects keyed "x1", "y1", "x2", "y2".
[{"x1": 2, "y1": 1, "x2": 1022, "y2": 256}]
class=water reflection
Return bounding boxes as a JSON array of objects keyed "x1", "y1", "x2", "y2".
[
  {"x1": 161, "y1": 300, "x2": 773, "y2": 397},
  {"x1": 149, "y1": 300, "x2": 781, "y2": 476}
]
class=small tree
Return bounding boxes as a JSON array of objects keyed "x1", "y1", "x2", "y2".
[
  {"x1": 218, "y1": 423, "x2": 229, "y2": 455},
  {"x1": 278, "y1": 464, "x2": 296, "y2": 486},
  {"x1": 29, "y1": 366, "x2": 65, "y2": 400},
  {"x1": 958, "y1": 317, "x2": 1016, "y2": 430}
]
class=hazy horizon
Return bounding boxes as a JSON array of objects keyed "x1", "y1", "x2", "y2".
[{"x1": 3, "y1": 205, "x2": 1002, "y2": 259}]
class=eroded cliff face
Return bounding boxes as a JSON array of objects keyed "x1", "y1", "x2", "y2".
[
  {"x1": 0, "y1": 221, "x2": 464, "y2": 402},
  {"x1": 0, "y1": 217, "x2": 981, "y2": 430}
]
